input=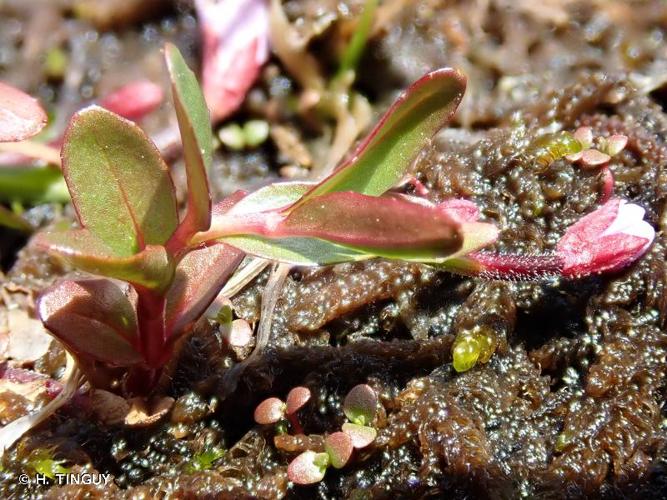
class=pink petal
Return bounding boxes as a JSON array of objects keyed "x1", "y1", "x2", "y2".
[
  {"x1": 557, "y1": 198, "x2": 654, "y2": 277},
  {"x1": 98, "y1": 80, "x2": 164, "y2": 121},
  {"x1": 195, "y1": 0, "x2": 269, "y2": 122}
]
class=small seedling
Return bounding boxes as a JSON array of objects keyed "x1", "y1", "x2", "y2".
[
  {"x1": 25, "y1": 447, "x2": 70, "y2": 480},
  {"x1": 341, "y1": 384, "x2": 379, "y2": 448},
  {"x1": 287, "y1": 384, "x2": 380, "y2": 485},
  {"x1": 254, "y1": 386, "x2": 311, "y2": 434},
  {"x1": 566, "y1": 126, "x2": 628, "y2": 167}
]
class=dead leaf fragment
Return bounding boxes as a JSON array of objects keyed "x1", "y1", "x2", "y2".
[
  {"x1": 125, "y1": 396, "x2": 174, "y2": 427},
  {"x1": 0, "y1": 308, "x2": 53, "y2": 364}
]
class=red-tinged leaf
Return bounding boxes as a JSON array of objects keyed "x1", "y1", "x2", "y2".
[
  {"x1": 34, "y1": 229, "x2": 174, "y2": 290},
  {"x1": 164, "y1": 44, "x2": 213, "y2": 248},
  {"x1": 325, "y1": 432, "x2": 353, "y2": 469},
  {"x1": 98, "y1": 80, "x2": 164, "y2": 121},
  {"x1": 195, "y1": 0, "x2": 269, "y2": 122},
  {"x1": 254, "y1": 397, "x2": 285, "y2": 424},
  {"x1": 293, "y1": 69, "x2": 466, "y2": 206},
  {"x1": 37, "y1": 278, "x2": 142, "y2": 366},
  {"x1": 287, "y1": 451, "x2": 329, "y2": 485},
  {"x1": 208, "y1": 193, "x2": 461, "y2": 250},
  {"x1": 341, "y1": 422, "x2": 377, "y2": 449},
  {"x1": 62, "y1": 106, "x2": 178, "y2": 256},
  {"x1": 206, "y1": 195, "x2": 498, "y2": 266},
  {"x1": 343, "y1": 384, "x2": 378, "y2": 426},
  {"x1": 286, "y1": 386, "x2": 311, "y2": 415},
  {"x1": 281, "y1": 192, "x2": 462, "y2": 251},
  {"x1": 0, "y1": 81, "x2": 47, "y2": 142},
  {"x1": 164, "y1": 243, "x2": 244, "y2": 338}
]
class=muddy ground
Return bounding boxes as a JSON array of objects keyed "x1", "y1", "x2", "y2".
[{"x1": 2, "y1": 0, "x2": 667, "y2": 498}]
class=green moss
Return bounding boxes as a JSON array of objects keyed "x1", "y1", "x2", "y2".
[
  {"x1": 185, "y1": 447, "x2": 225, "y2": 473},
  {"x1": 26, "y1": 448, "x2": 70, "y2": 480}
]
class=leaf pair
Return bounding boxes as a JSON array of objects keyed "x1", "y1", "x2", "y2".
[
  {"x1": 37, "y1": 45, "x2": 212, "y2": 290},
  {"x1": 38, "y1": 242, "x2": 243, "y2": 368},
  {"x1": 200, "y1": 68, "x2": 498, "y2": 264}
]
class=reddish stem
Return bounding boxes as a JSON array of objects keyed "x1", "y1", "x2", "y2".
[
  {"x1": 124, "y1": 365, "x2": 162, "y2": 396},
  {"x1": 287, "y1": 413, "x2": 304, "y2": 435},
  {"x1": 468, "y1": 251, "x2": 565, "y2": 280},
  {"x1": 135, "y1": 286, "x2": 171, "y2": 369},
  {"x1": 599, "y1": 166, "x2": 614, "y2": 204}
]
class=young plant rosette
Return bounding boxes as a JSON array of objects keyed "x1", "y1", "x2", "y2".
[
  {"x1": 32, "y1": 43, "x2": 655, "y2": 396},
  {"x1": 34, "y1": 45, "x2": 491, "y2": 395}
]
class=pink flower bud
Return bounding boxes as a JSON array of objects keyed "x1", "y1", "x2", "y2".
[
  {"x1": 98, "y1": 80, "x2": 164, "y2": 121},
  {"x1": 195, "y1": 0, "x2": 269, "y2": 122},
  {"x1": 557, "y1": 198, "x2": 654, "y2": 277}
]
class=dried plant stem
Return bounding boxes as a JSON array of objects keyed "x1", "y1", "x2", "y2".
[
  {"x1": 0, "y1": 353, "x2": 85, "y2": 457},
  {"x1": 220, "y1": 258, "x2": 270, "y2": 298},
  {"x1": 220, "y1": 263, "x2": 290, "y2": 397}
]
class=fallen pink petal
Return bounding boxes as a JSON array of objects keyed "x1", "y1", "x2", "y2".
[
  {"x1": 195, "y1": 0, "x2": 269, "y2": 122},
  {"x1": 557, "y1": 198, "x2": 655, "y2": 277}
]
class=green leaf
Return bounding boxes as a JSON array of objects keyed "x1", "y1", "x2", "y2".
[
  {"x1": 220, "y1": 235, "x2": 369, "y2": 265},
  {"x1": 165, "y1": 243, "x2": 243, "y2": 338},
  {"x1": 0, "y1": 166, "x2": 69, "y2": 204},
  {"x1": 293, "y1": 68, "x2": 466, "y2": 206},
  {"x1": 62, "y1": 106, "x2": 178, "y2": 256},
  {"x1": 35, "y1": 229, "x2": 174, "y2": 290},
  {"x1": 0, "y1": 205, "x2": 32, "y2": 232},
  {"x1": 0, "y1": 81, "x2": 47, "y2": 142},
  {"x1": 38, "y1": 278, "x2": 142, "y2": 366},
  {"x1": 226, "y1": 182, "x2": 313, "y2": 215},
  {"x1": 337, "y1": 0, "x2": 378, "y2": 76},
  {"x1": 165, "y1": 43, "x2": 213, "y2": 241}
]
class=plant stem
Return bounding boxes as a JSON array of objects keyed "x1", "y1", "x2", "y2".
[
  {"x1": 135, "y1": 286, "x2": 170, "y2": 369},
  {"x1": 456, "y1": 251, "x2": 565, "y2": 280}
]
